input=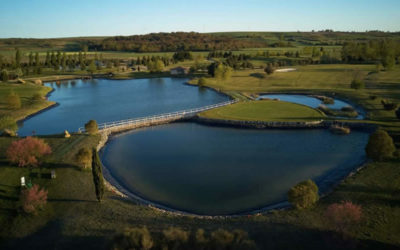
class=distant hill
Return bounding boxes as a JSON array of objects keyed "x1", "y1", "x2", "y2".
[{"x1": 0, "y1": 31, "x2": 399, "y2": 54}]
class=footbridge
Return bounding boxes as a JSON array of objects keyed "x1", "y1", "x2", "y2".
[{"x1": 78, "y1": 100, "x2": 236, "y2": 134}]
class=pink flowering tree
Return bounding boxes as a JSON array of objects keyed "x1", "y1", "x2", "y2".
[
  {"x1": 325, "y1": 201, "x2": 362, "y2": 234},
  {"x1": 20, "y1": 184, "x2": 48, "y2": 214},
  {"x1": 6, "y1": 137, "x2": 52, "y2": 167}
]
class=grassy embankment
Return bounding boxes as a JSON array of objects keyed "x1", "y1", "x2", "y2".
[
  {"x1": 199, "y1": 100, "x2": 325, "y2": 122},
  {"x1": 0, "y1": 63, "x2": 399, "y2": 249}
]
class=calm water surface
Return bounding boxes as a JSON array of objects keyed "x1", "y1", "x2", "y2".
[
  {"x1": 102, "y1": 123, "x2": 369, "y2": 215},
  {"x1": 18, "y1": 78, "x2": 229, "y2": 136},
  {"x1": 258, "y1": 94, "x2": 364, "y2": 119}
]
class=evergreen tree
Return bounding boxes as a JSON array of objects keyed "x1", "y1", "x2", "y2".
[
  {"x1": 35, "y1": 52, "x2": 40, "y2": 67},
  {"x1": 91, "y1": 148, "x2": 104, "y2": 202},
  {"x1": 45, "y1": 51, "x2": 50, "y2": 66},
  {"x1": 28, "y1": 52, "x2": 33, "y2": 66},
  {"x1": 15, "y1": 49, "x2": 21, "y2": 67}
]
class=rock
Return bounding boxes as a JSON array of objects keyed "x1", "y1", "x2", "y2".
[
  {"x1": 64, "y1": 130, "x2": 71, "y2": 138},
  {"x1": 34, "y1": 79, "x2": 43, "y2": 85}
]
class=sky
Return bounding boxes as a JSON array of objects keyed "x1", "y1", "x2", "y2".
[{"x1": 0, "y1": 0, "x2": 399, "y2": 38}]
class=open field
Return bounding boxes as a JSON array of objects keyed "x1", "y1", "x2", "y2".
[{"x1": 199, "y1": 100, "x2": 326, "y2": 122}]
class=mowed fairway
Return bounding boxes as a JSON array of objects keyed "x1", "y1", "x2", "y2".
[
  {"x1": 199, "y1": 100, "x2": 325, "y2": 121},
  {"x1": 203, "y1": 64, "x2": 374, "y2": 92}
]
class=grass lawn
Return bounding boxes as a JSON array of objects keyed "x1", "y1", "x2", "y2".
[
  {"x1": 0, "y1": 83, "x2": 54, "y2": 121},
  {"x1": 199, "y1": 100, "x2": 325, "y2": 122}
]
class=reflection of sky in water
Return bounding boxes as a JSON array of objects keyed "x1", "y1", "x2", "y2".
[
  {"x1": 18, "y1": 78, "x2": 229, "y2": 136},
  {"x1": 102, "y1": 123, "x2": 369, "y2": 215}
]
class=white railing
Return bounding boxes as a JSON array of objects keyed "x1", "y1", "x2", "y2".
[{"x1": 78, "y1": 100, "x2": 236, "y2": 133}]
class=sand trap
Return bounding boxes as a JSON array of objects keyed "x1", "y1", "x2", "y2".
[{"x1": 275, "y1": 68, "x2": 297, "y2": 73}]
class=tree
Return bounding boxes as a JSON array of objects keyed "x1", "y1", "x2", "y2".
[
  {"x1": 0, "y1": 69, "x2": 9, "y2": 81},
  {"x1": 84, "y1": 120, "x2": 98, "y2": 135},
  {"x1": 365, "y1": 129, "x2": 396, "y2": 161},
  {"x1": 15, "y1": 48, "x2": 21, "y2": 67},
  {"x1": 350, "y1": 79, "x2": 365, "y2": 89},
  {"x1": 91, "y1": 148, "x2": 104, "y2": 202},
  {"x1": 35, "y1": 52, "x2": 40, "y2": 67},
  {"x1": 6, "y1": 91, "x2": 22, "y2": 109},
  {"x1": 20, "y1": 184, "x2": 48, "y2": 215},
  {"x1": 264, "y1": 63, "x2": 275, "y2": 75},
  {"x1": 112, "y1": 227, "x2": 153, "y2": 250},
  {"x1": 325, "y1": 201, "x2": 362, "y2": 234},
  {"x1": 6, "y1": 137, "x2": 52, "y2": 167},
  {"x1": 288, "y1": 179, "x2": 319, "y2": 209},
  {"x1": 396, "y1": 107, "x2": 400, "y2": 120},
  {"x1": 198, "y1": 77, "x2": 207, "y2": 86},
  {"x1": 88, "y1": 60, "x2": 96, "y2": 74},
  {"x1": 382, "y1": 55, "x2": 395, "y2": 70},
  {"x1": 162, "y1": 227, "x2": 189, "y2": 250},
  {"x1": 0, "y1": 116, "x2": 18, "y2": 135},
  {"x1": 75, "y1": 148, "x2": 92, "y2": 169}
]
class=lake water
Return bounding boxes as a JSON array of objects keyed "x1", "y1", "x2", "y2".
[
  {"x1": 101, "y1": 123, "x2": 369, "y2": 215},
  {"x1": 258, "y1": 94, "x2": 364, "y2": 119},
  {"x1": 19, "y1": 78, "x2": 369, "y2": 215},
  {"x1": 18, "y1": 78, "x2": 229, "y2": 136}
]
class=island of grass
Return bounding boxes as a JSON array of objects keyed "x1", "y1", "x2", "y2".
[{"x1": 199, "y1": 99, "x2": 326, "y2": 122}]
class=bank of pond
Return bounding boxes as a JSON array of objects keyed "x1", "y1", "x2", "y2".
[{"x1": 16, "y1": 77, "x2": 371, "y2": 215}]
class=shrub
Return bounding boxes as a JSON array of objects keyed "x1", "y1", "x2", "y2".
[
  {"x1": 6, "y1": 137, "x2": 52, "y2": 167},
  {"x1": 198, "y1": 77, "x2": 207, "y2": 86},
  {"x1": 325, "y1": 201, "x2": 362, "y2": 233},
  {"x1": 288, "y1": 179, "x2": 319, "y2": 209},
  {"x1": 369, "y1": 95, "x2": 377, "y2": 100},
  {"x1": 395, "y1": 107, "x2": 400, "y2": 119},
  {"x1": 381, "y1": 99, "x2": 397, "y2": 111},
  {"x1": 365, "y1": 129, "x2": 396, "y2": 161},
  {"x1": 6, "y1": 91, "x2": 21, "y2": 109},
  {"x1": 20, "y1": 184, "x2": 48, "y2": 215},
  {"x1": 1, "y1": 69, "x2": 9, "y2": 81},
  {"x1": 341, "y1": 106, "x2": 355, "y2": 112},
  {"x1": 112, "y1": 227, "x2": 153, "y2": 250},
  {"x1": 162, "y1": 227, "x2": 189, "y2": 249},
  {"x1": 84, "y1": 120, "x2": 98, "y2": 135},
  {"x1": 91, "y1": 148, "x2": 104, "y2": 202},
  {"x1": 350, "y1": 79, "x2": 365, "y2": 89},
  {"x1": 75, "y1": 148, "x2": 92, "y2": 169},
  {"x1": 0, "y1": 116, "x2": 18, "y2": 134},
  {"x1": 264, "y1": 63, "x2": 275, "y2": 75}
]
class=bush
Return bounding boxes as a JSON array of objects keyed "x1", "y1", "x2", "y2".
[
  {"x1": 20, "y1": 184, "x2": 48, "y2": 215},
  {"x1": 288, "y1": 179, "x2": 319, "y2": 209},
  {"x1": 396, "y1": 107, "x2": 400, "y2": 119},
  {"x1": 369, "y1": 95, "x2": 377, "y2": 100},
  {"x1": 365, "y1": 129, "x2": 396, "y2": 161},
  {"x1": 75, "y1": 148, "x2": 92, "y2": 169},
  {"x1": 198, "y1": 77, "x2": 207, "y2": 86},
  {"x1": 112, "y1": 227, "x2": 153, "y2": 250},
  {"x1": 350, "y1": 79, "x2": 365, "y2": 89},
  {"x1": 0, "y1": 69, "x2": 9, "y2": 81},
  {"x1": 0, "y1": 116, "x2": 18, "y2": 135},
  {"x1": 341, "y1": 106, "x2": 355, "y2": 112},
  {"x1": 264, "y1": 63, "x2": 275, "y2": 75},
  {"x1": 381, "y1": 99, "x2": 397, "y2": 111},
  {"x1": 162, "y1": 227, "x2": 189, "y2": 249},
  {"x1": 6, "y1": 91, "x2": 21, "y2": 109},
  {"x1": 84, "y1": 120, "x2": 98, "y2": 135},
  {"x1": 6, "y1": 137, "x2": 52, "y2": 167},
  {"x1": 325, "y1": 201, "x2": 362, "y2": 233},
  {"x1": 210, "y1": 229, "x2": 256, "y2": 250}
]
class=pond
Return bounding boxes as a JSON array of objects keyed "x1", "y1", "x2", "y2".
[
  {"x1": 18, "y1": 78, "x2": 229, "y2": 136},
  {"x1": 101, "y1": 123, "x2": 369, "y2": 215},
  {"x1": 258, "y1": 94, "x2": 364, "y2": 119}
]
